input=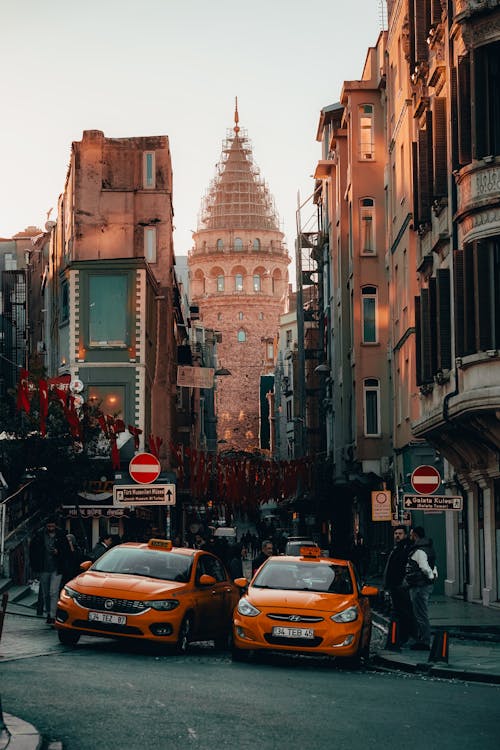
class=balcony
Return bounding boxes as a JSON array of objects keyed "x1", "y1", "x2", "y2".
[
  {"x1": 455, "y1": 159, "x2": 500, "y2": 241},
  {"x1": 455, "y1": 0, "x2": 498, "y2": 19}
]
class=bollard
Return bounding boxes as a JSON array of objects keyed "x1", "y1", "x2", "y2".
[
  {"x1": 428, "y1": 630, "x2": 449, "y2": 663},
  {"x1": 0, "y1": 593, "x2": 7, "y2": 643},
  {"x1": 385, "y1": 617, "x2": 401, "y2": 652}
]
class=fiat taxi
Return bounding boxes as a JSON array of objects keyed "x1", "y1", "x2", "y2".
[
  {"x1": 232, "y1": 546, "x2": 378, "y2": 664},
  {"x1": 55, "y1": 539, "x2": 240, "y2": 651}
]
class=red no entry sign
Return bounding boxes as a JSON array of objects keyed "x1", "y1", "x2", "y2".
[
  {"x1": 411, "y1": 465, "x2": 441, "y2": 495},
  {"x1": 129, "y1": 452, "x2": 161, "y2": 484}
]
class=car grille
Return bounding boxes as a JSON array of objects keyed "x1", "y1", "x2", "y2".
[
  {"x1": 74, "y1": 593, "x2": 149, "y2": 615},
  {"x1": 265, "y1": 634, "x2": 323, "y2": 647},
  {"x1": 72, "y1": 619, "x2": 143, "y2": 636},
  {"x1": 267, "y1": 613, "x2": 324, "y2": 623}
]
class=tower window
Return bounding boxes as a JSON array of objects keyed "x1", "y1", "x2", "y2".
[
  {"x1": 359, "y1": 105, "x2": 374, "y2": 160},
  {"x1": 361, "y1": 286, "x2": 378, "y2": 343},
  {"x1": 235, "y1": 274, "x2": 243, "y2": 292},
  {"x1": 234, "y1": 238, "x2": 243, "y2": 251},
  {"x1": 237, "y1": 329, "x2": 246, "y2": 342},
  {"x1": 363, "y1": 378, "x2": 380, "y2": 436},
  {"x1": 253, "y1": 274, "x2": 261, "y2": 292},
  {"x1": 217, "y1": 275, "x2": 225, "y2": 292},
  {"x1": 143, "y1": 152, "x2": 155, "y2": 188},
  {"x1": 216, "y1": 239, "x2": 224, "y2": 251},
  {"x1": 253, "y1": 238, "x2": 261, "y2": 251}
]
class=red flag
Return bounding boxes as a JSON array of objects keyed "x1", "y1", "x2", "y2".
[
  {"x1": 39, "y1": 378, "x2": 49, "y2": 436},
  {"x1": 16, "y1": 368, "x2": 31, "y2": 414},
  {"x1": 129, "y1": 425, "x2": 143, "y2": 450}
]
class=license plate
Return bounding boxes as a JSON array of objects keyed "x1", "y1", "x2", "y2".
[
  {"x1": 88, "y1": 611, "x2": 127, "y2": 625},
  {"x1": 272, "y1": 626, "x2": 314, "y2": 639}
]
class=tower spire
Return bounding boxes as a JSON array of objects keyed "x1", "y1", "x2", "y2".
[{"x1": 234, "y1": 96, "x2": 240, "y2": 134}]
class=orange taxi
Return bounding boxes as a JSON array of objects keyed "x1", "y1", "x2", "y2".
[
  {"x1": 232, "y1": 546, "x2": 378, "y2": 664},
  {"x1": 55, "y1": 539, "x2": 240, "y2": 651}
]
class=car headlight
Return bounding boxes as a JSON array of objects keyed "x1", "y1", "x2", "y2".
[
  {"x1": 331, "y1": 606, "x2": 358, "y2": 623},
  {"x1": 63, "y1": 586, "x2": 78, "y2": 599},
  {"x1": 149, "y1": 599, "x2": 180, "y2": 611},
  {"x1": 237, "y1": 597, "x2": 261, "y2": 617}
]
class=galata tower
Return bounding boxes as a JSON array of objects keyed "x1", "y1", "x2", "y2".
[{"x1": 189, "y1": 102, "x2": 290, "y2": 452}]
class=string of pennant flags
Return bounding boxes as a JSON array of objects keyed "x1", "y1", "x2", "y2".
[{"x1": 15, "y1": 370, "x2": 162, "y2": 470}]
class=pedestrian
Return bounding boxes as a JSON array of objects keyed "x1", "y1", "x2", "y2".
[
  {"x1": 228, "y1": 543, "x2": 248, "y2": 580},
  {"x1": 29, "y1": 517, "x2": 72, "y2": 624},
  {"x1": 62, "y1": 533, "x2": 84, "y2": 585},
  {"x1": 350, "y1": 533, "x2": 370, "y2": 578},
  {"x1": 252, "y1": 539, "x2": 273, "y2": 575},
  {"x1": 404, "y1": 526, "x2": 438, "y2": 650},
  {"x1": 383, "y1": 525, "x2": 415, "y2": 645},
  {"x1": 90, "y1": 533, "x2": 114, "y2": 561}
]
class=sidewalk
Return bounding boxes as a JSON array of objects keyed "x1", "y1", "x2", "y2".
[{"x1": 373, "y1": 594, "x2": 500, "y2": 683}]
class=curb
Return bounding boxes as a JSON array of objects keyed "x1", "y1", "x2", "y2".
[
  {"x1": 373, "y1": 652, "x2": 500, "y2": 685},
  {"x1": 0, "y1": 713, "x2": 42, "y2": 750}
]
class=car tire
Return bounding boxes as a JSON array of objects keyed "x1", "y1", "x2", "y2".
[
  {"x1": 231, "y1": 643, "x2": 250, "y2": 662},
  {"x1": 58, "y1": 629, "x2": 80, "y2": 647},
  {"x1": 214, "y1": 631, "x2": 231, "y2": 651},
  {"x1": 176, "y1": 615, "x2": 192, "y2": 654}
]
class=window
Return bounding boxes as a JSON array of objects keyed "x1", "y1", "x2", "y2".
[
  {"x1": 238, "y1": 311, "x2": 244, "y2": 320},
  {"x1": 143, "y1": 152, "x2": 155, "y2": 189},
  {"x1": 217, "y1": 275, "x2": 225, "y2": 292},
  {"x1": 235, "y1": 274, "x2": 243, "y2": 292},
  {"x1": 61, "y1": 279, "x2": 69, "y2": 323},
  {"x1": 363, "y1": 378, "x2": 380, "y2": 436},
  {"x1": 259, "y1": 312, "x2": 264, "y2": 320},
  {"x1": 217, "y1": 312, "x2": 222, "y2": 321},
  {"x1": 359, "y1": 104, "x2": 374, "y2": 160},
  {"x1": 216, "y1": 239, "x2": 224, "y2": 251},
  {"x1": 4, "y1": 253, "x2": 17, "y2": 271},
  {"x1": 144, "y1": 227, "x2": 157, "y2": 263},
  {"x1": 266, "y1": 342, "x2": 274, "y2": 360},
  {"x1": 362, "y1": 286, "x2": 377, "y2": 343},
  {"x1": 253, "y1": 238, "x2": 261, "y2": 251},
  {"x1": 475, "y1": 41, "x2": 500, "y2": 159},
  {"x1": 89, "y1": 274, "x2": 128, "y2": 347},
  {"x1": 234, "y1": 238, "x2": 243, "y2": 251},
  {"x1": 360, "y1": 199, "x2": 375, "y2": 254},
  {"x1": 237, "y1": 329, "x2": 246, "y2": 342},
  {"x1": 253, "y1": 274, "x2": 261, "y2": 292}
]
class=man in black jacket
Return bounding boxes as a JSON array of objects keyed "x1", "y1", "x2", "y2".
[
  {"x1": 383, "y1": 525, "x2": 415, "y2": 645},
  {"x1": 29, "y1": 517, "x2": 71, "y2": 624},
  {"x1": 404, "y1": 526, "x2": 438, "y2": 650}
]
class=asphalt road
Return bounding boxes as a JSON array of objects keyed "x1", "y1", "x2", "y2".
[{"x1": 2, "y1": 636, "x2": 500, "y2": 750}]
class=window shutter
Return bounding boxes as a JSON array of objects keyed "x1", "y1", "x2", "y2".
[
  {"x1": 475, "y1": 241, "x2": 492, "y2": 350},
  {"x1": 431, "y1": 0, "x2": 442, "y2": 25},
  {"x1": 433, "y1": 98, "x2": 448, "y2": 198},
  {"x1": 464, "y1": 244, "x2": 476, "y2": 355},
  {"x1": 458, "y1": 55, "x2": 472, "y2": 166},
  {"x1": 420, "y1": 288, "x2": 434, "y2": 383},
  {"x1": 429, "y1": 276, "x2": 438, "y2": 375},
  {"x1": 450, "y1": 68, "x2": 459, "y2": 171},
  {"x1": 408, "y1": 0, "x2": 416, "y2": 70},
  {"x1": 412, "y1": 141, "x2": 419, "y2": 227},
  {"x1": 415, "y1": 296, "x2": 423, "y2": 386},
  {"x1": 437, "y1": 269, "x2": 452, "y2": 370},
  {"x1": 454, "y1": 250, "x2": 465, "y2": 357},
  {"x1": 418, "y1": 128, "x2": 431, "y2": 224},
  {"x1": 414, "y1": 0, "x2": 430, "y2": 64},
  {"x1": 474, "y1": 47, "x2": 487, "y2": 160}
]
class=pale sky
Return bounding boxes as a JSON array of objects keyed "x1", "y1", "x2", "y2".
[{"x1": 1, "y1": 0, "x2": 385, "y2": 269}]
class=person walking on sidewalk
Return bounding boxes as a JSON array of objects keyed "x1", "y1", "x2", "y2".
[
  {"x1": 252, "y1": 539, "x2": 273, "y2": 575},
  {"x1": 29, "y1": 517, "x2": 71, "y2": 624},
  {"x1": 383, "y1": 525, "x2": 415, "y2": 645},
  {"x1": 404, "y1": 526, "x2": 438, "y2": 651}
]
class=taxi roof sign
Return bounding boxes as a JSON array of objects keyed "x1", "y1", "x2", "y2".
[
  {"x1": 148, "y1": 538, "x2": 173, "y2": 551},
  {"x1": 300, "y1": 545, "x2": 321, "y2": 558}
]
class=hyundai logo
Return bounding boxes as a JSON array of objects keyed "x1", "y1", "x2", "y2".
[
  {"x1": 289, "y1": 615, "x2": 301, "y2": 622},
  {"x1": 104, "y1": 599, "x2": 115, "y2": 610}
]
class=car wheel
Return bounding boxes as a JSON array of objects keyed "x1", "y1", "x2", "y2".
[
  {"x1": 58, "y1": 630, "x2": 80, "y2": 647},
  {"x1": 176, "y1": 615, "x2": 192, "y2": 654},
  {"x1": 231, "y1": 643, "x2": 250, "y2": 662}
]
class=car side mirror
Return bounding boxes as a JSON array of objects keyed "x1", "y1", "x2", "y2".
[
  {"x1": 234, "y1": 577, "x2": 248, "y2": 589},
  {"x1": 361, "y1": 585, "x2": 379, "y2": 597},
  {"x1": 198, "y1": 574, "x2": 216, "y2": 586},
  {"x1": 80, "y1": 560, "x2": 93, "y2": 571}
]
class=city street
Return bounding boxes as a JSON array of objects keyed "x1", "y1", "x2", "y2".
[{"x1": 1, "y1": 615, "x2": 499, "y2": 750}]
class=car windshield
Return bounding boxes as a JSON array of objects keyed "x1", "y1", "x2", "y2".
[
  {"x1": 253, "y1": 562, "x2": 353, "y2": 594},
  {"x1": 91, "y1": 547, "x2": 193, "y2": 582}
]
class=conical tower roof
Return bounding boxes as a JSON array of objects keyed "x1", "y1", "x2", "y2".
[{"x1": 198, "y1": 108, "x2": 280, "y2": 233}]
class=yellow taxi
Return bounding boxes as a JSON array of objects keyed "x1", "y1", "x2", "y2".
[
  {"x1": 232, "y1": 546, "x2": 378, "y2": 664},
  {"x1": 55, "y1": 539, "x2": 240, "y2": 651}
]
